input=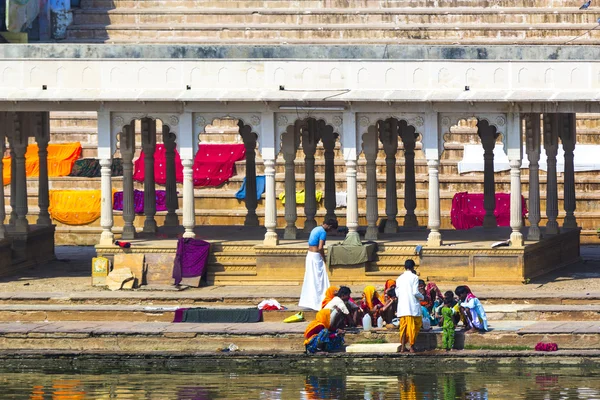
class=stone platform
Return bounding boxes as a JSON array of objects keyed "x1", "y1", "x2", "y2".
[{"x1": 95, "y1": 226, "x2": 581, "y2": 285}]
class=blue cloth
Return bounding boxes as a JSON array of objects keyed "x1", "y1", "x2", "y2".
[
  {"x1": 235, "y1": 176, "x2": 265, "y2": 200},
  {"x1": 305, "y1": 329, "x2": 344, "y2": 354},
  {"x1": 308, "y1": 226, "x2": 327, "y2": 246}
]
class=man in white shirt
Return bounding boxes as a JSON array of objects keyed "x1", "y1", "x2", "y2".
[{"x1": 395, "y1": 259, "x2": 424, "y2": 353}]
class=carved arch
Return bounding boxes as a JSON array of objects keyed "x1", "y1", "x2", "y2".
[
  {"x1": 355, "y1": 113, "x2": 424, "y2": 155},
  {"x1": 439, "y1": 113, "x2": 507, "y2": 153}
]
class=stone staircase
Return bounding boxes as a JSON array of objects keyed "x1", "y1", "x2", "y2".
[{"x1": 62, "y1": 0, "x2": 600, "y2": 45}]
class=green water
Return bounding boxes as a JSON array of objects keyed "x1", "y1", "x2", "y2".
[{"x1": 0, "y1": 361, "x2": 599, "y2": 399}]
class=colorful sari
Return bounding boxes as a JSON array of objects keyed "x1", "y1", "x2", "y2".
[
  {"x1": 303, "y1": 309, "x2": 344, "y2": 353},
  {"x1": 321, "y1": 286, "x2": 339, "y2": 309}
]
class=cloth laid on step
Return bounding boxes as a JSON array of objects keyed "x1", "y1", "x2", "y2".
[
  {"x1": 193, "y1": 144, "x2": 246, "y2": 187},
  {"x1": 279, "y1": 189, "x2": 324, "y2": 205},
  {"x1": 133, "y1": 144, "x2": 184, "y2": 185},
  {"x1": 3, "y1": 142, "x2": 82, "y2": 185},
  {"x1": 235, "y1": 176, "x2": 266, "y2": 200},
  {"x1": 48, "y1": 189, "x2": 109, "y2": 225},
  {"x1": 450, "y1": 192, "x2": 528, "y2": 230},
  {"x1": 69, "y1": 158, "x2": 124, "y2": 177},
  {"x1": 6, "y1": 0, "x2": 40, "y2": 32},
  {"x1": 173, "y1": 307, "x2": 263, "y2": 323},
  {"x1": 172, "y1": 238, "x2": 211, "y2": 286},
  {"x1": 326, "y1": 231, "x2": 377, "y2": 267},
  {"x1": 113, "y1": 189, "x2": 168, "y2": 213}
]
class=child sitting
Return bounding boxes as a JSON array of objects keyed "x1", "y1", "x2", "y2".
[
  {"x1": 439, "y1": 293, "x2": 457, "y2": 351},
  {"x1": 455, "y1": 285, "x2": 488, "y2": 333}
]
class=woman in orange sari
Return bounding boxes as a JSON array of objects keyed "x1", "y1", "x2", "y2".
[
  {"x1": 321, "y1": 286, "x2": 339, "y2": 309},
  {"x1": 303, "y1": 308, "x2": 345, "y2": 354}
]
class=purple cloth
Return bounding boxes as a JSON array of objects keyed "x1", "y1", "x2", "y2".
[
  {"x1": 172, "y1": 238, "x2": 210, "y2": 286},
  {"x1": 113, "y1": 190, "x2": 168, "y2": 213}
]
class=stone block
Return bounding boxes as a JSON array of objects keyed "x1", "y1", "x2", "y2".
[
  {"x1": 91, "y1": 257, "x2": 110, "y2": 286},
  {"x1": 145, "y1": 253, "x2": 176, "y2": 286},
  {"x1": 345, "y1": 343, "x2": 401, "y2": 353},
  {"x1": 106, "y1": 267, "x2": 135, "y2": 291},
  {"x1": 114, "y1": 254, "x2": 146, "y2": 288}
]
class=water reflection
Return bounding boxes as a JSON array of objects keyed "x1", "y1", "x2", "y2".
[{"x1": 0, "y1": 367, "x2": 596, "y2": 399}]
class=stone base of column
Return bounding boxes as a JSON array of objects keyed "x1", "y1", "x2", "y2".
[
  {"x1": 365, "y1": 226, "x2": 378, "y2": 240},
  {"x1": 510, "y1": 231, "x2": 524, "y2": 247},
  {"x1": 384, "y1": 219, "x2": 398, "y2": 234},
  {"x1": 183, "y1": 230, "x2": 195, "y2": 238},
  {"x1": 546, "y1": 222, "x2": 560, "y2": 236},
  {"x1": 303, "y1": 220, "x2": 317, "y2": 233},
  {"x1": 164, "y1": 214, "x2": 179, "y2": 227},
  {"x1": 563, "y1": 216, "x2": 577, "y2": 229},
  {"x1": 244, "y1": 213, "x2": 260, "y2": 227},
  {"x1": 99, "y1": 231, "x2": 115, "y2": 245},
  {"x1": 527, "y1": 227, "x2": 542, "y2": 241},
  {"x1": 483, "y1": 215, "x2": 497, "y2": 228},
  {"x1": 143, "y1": 219, "x2": 158, "y2": 233},
  {"x1": 14, "y1": 220, "x2": 28, "y2": 233},
  {"x1": 284, "y1": 226, "x2": 297, "y2": 240},
  {"x1": 426, "y1": 231, "x2": 442, "y2": 246},
  {"x1": 36, "y1": 214, "x2": 52, "y2": 227},
  {"x1": 263, "y1": 231, "x2": 279, "y2": 246},
  {"x1": 403, "y1": 214, "x2": 418, "y2": 228},
  {"x1": 121, "y1": 227, "x2": 136, "y2": 240}
]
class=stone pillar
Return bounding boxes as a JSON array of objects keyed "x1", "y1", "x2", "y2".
[
  {"x1": 322, "y1": 127, "x2": 337, "y2": 221},
  {"x1": 302, "y1": 119, "x2": 319, "y2": 232},
  {"x1": 283, "y1": 123, "x2": 300, "y2": 240},
  {"x1": 424, "y1": 112, "x2": 442, "y2": 246},
  {"x1": 240, "y1": 124, "x2": 259, "y2": 226},
  {"x1": 507, "y1": 112, "x2": 524, "y2": 247},
  {"x1": 182, "y1": 158, "x2": 195, "y2": 238},
  {"x1": 343, "y1": 112, "x2": 359, "y2": 233},
  {"x1": 264, "y1": 158, "x2": 279, "y2": 245},
  {"x1": 363, "y1": 125, "x2": 379, "y2": 240},
  {"x1": 400, "y1": 123, "x2": 418, "y2": 228},
  {"x1": 543, "y1": 114, "x2": 560, "y2": 235},
  {"x1": 560, "y1": 113, "x2": 577, "y2": 229},
  {"x1": 13, "y1": 113, "x2": 29, "y2": 233},
  {"x1": 525, "y1": 114, "x2": 542, "y2": 241},
  {"x1": 121, "y1": 124, "x2": 136, "y2": 240},
  {"x1": 477, "y1": 121, "x2": 498, "y2": 228},
  {"x1": 141, "y1": 118, "x2": 157, "y2": 233},
  {"x1": 0, "y1": 113, "x2": 7, "y2": 238},
  {"x1": 162, "y1": 126, "x2": 179, "y2": 227},
  {"x1": 35, "y1": 112, "x2": 52, "y2": 227},
  {"x1": 379, "y1": 119, "x2": 399, "y2": 233},
  {"x1": 98, "y1": 110, "x2": 114, "y2": 245},
  {"x1": 9, "y1": 146, "x2": 16, "y2": 225}
]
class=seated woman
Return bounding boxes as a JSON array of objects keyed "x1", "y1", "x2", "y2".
[
  {"x1": 321, "y1": 286, "x2": 339, "y2": 310},
  {"x1": 303, "y1": 308, "x2": 346, "y2": 354},
  {"x1": 380, "y1": 287, "x2": 398, "y2": 324},
  {"x1": 360, "y1": 285, "x2": 383, "y2": 326},
  {"x1": 455, "y1": 285, "x2": 488, "y2": 333}
]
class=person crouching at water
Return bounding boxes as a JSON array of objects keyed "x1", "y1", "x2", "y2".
[
  {"x1": 396, "y1": 259, "x2": 424, "y2": 353},
  {"x1": 455, "y1": 285, "x2": 488, "y2": 333},
  {"x1": 324, "y1": 286, "x2": 363, "y2": 327},
  {"x1": 299, "y1": 219, "x2": 338, "y2": 311},
  {"x1": 304, "y1": 308, "x2": 346, "y2": 354}
]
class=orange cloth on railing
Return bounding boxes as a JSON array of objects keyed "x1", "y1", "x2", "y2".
[
  {"x1": 48, "y1": 189, "x2": 105, "y2": 225},
  {"x1": 3, "y1": 142, "x2": 82, "y2": 185}
]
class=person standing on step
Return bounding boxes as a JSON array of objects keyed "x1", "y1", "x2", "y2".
[
  {"x1": 396, "y1": 259, "x2": 424, "y2": 353},
  {"x1": 299, "y1": 219, "x2": 338, "y2": 311}
]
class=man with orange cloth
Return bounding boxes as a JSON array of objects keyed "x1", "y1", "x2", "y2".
[{"x1": 396, "y1": 259, "x2": 424, "y2": 353}]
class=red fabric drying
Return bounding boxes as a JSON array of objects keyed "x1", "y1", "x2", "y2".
[
  {"x1": 133, "y1": 144, "x2": 184, "y2": 185},
  {"x1": 133, "y1": 144, "x2": 246, "y2": 187},
  {"x1": 450, "y1": 192, "x2": 528, "y2": 230}
]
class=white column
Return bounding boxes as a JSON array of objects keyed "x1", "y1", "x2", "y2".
[
  {"x1": 283, "y1": 123, "x2": 299, "y2": 240},
  {"x1": 380, "y1": 119, "x2": 399, "y2": 233},
  {"x1": 13, "y1": 112, "x2": 29, "y2": 233},
  {"x1": 543, "y1": 113, "x2": 560, "y2": 235},
  {"x1": 178, "y1": 112, "x2": 196, "y2": 238},
  {"x1": 98, "y1": 110, "x2": 114, "y2": 245},
  {"x1": 142, "y1": 118, "x2": 157, "y2": 233},
  {"x1": 262, "y1": 112, "x2": 279, "y2": 246},
  {"x1": 343, "y1": 111, "x2": 358, "y2": 233},
  {"x1": 363, "y1": 125, "x2": 379, "y2": 240},
  {"x1": 424, "y1": 112, "x2": 442, "y2": 246},
  {"x1": 507, "y1": 113, "x2": 524, "y2": 247},
  {"x1": 121, "y1": 124, "x2": 136, "y2": 240},
  {"x1": 36, "y1": 112, "x2": 51, "y2": 226},
  {"x1": 163, "y1": 126, "x2": 179, "y2": 227},
  {"x1": 560, "y1": 113, "x2": 577, "y2": 229},
  {"x1": 525, "y1": 113, "x2": 542, "y2": 241}
]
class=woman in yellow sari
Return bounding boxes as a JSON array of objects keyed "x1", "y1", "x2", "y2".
[
  {"x1": 303, "y1": 308, "x2": 345, "y2": 354},
  {"x1": 360, "y1": 285, "x2": 384, "y2": 326}
]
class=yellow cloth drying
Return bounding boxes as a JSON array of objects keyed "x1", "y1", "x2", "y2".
[
  {"x1": 279, "y1": 190, "x2": 323, "y2": 205},
  {"x1": 3, "y1": 142, "x2": 82, "y2": 185},
  {"x1": 48, "y1": 189, "x2": 109, "y2": 225}
]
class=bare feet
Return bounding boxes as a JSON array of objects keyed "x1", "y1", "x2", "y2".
[
  {"x1": 465, "y1": 328, "x2": 479, "y2": 334},
  {"x1": 409, "y1": 346, "x2": 416, "y2": 354},
  {"x1": 399, "y1": 346, "x2": 408, "y2": 353}
]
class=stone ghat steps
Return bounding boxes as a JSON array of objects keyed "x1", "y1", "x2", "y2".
[
  {"x1": 64, "y1": 23, "x2": 600, "y2": 44},
  {"x1": 0, "y1": 304, "x2": 598, "y2": 323},
  {"x1": 71, "y1": 8, "x2": 600, "y2": 26},
  {"x1": 0, "y1": 320, "x2": 598, "y2": 352},
  {"x1": 77, "y1": 0, "x2": 591, "y2": 9}
]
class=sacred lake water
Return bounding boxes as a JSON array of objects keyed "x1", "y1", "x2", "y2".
[{"x1": 0, "y1": 356, "x2": 598, "y2": 399}]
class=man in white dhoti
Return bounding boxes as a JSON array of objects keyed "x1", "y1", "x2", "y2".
[{"x1": 298, "y1": 219, "x2": 338, "y2": 310}]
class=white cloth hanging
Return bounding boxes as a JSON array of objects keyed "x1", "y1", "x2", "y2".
[{"x1": 335, "y1": 191, "x2": 347, "y2": 208}]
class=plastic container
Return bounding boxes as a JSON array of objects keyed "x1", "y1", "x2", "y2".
[
  {"x1": 377, "y1": 316, "x2": 384, "y2": 328},
  {"x1": 362, "y1": 314, "x2": 372, "y2": 331}
]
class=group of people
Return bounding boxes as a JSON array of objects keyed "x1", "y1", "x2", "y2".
[{"x1": 299, "y1": 219, "x2": 489, "y2": 354}]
